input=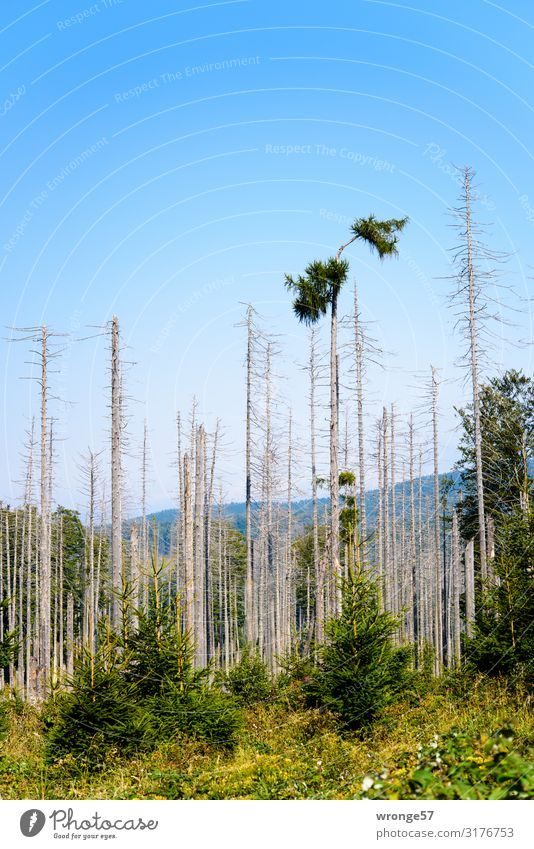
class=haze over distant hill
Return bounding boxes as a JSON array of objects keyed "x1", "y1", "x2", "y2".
[{"x1": 135, "y1": 471, "x2": 463, "y2": 554}]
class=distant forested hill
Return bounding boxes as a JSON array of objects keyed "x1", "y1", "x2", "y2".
[{"x1": 131, "y1": 471, "x2": 463, "y2": 554}]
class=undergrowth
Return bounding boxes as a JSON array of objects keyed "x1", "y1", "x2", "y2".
[{"x1": 0, "y1": 674, "x2": 531, "y2": 800}]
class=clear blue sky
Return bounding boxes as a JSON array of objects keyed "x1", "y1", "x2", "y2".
[{"x1": 1, "y1": 0, "x2": 533, "y2": 513}]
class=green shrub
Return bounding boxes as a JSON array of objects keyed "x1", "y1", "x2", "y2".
[
  {"x1": 224, "y1": 649, "x2": 272, "y2": 706},
  {"x1": 125, "y1": 608, "x2": 206, "y2": 697},
  {"x1": 305, "y1": 572, "x2": 413, "y2": 730},
  {"x1": 275, "y1": 651, "x2": 315, "y2": 710},
  {"x1": 0, "y1": 699, "x2": 9, "y2": 742},
  {"x1": 44, "y1": 653, "x2": 150, "y2": 769},
  {"x1": 0, "y1": 600, "x2": 19, "y2": 670},
  {"x1": 44, "y1": 615, "x2": 243, "y2": 767},
  {"x1": 437, "y1": 663, "x2": 478, "y2": 700},
  {"x1": 361, "y1": 726, "x2": 534, "y2": 800},
  {"x1": 149, "y1": 687, "x2": 242, "y2": 749},
  {"x1": 463, "y1": 511, "x2": 534, "y2": 690}
]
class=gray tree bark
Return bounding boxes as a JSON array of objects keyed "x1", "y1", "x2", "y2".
[
  {"x1": 353, "y1": 282, "x2": 367, "y2": 553},
  {"x1": 431, "y1": 366, "x2": 443, "y2": 671},
  {"x1": 39, "y1": 326, "x2": 51, "y2": 696},
  {"x1": 110, "y1": 316, "x2": 122, "y2": 630},
  {"x1": 245, "y1": 306, "x2": 254, "y2": 646},
  {"x1": 463, "y1": 168, "x2": 487, "y2": 578}
]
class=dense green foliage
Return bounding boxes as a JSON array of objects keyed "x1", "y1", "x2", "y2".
[
  {"x1": 223, "y1": 649, "x2": 272, "y2": 705},
  {"x1": 456, "y1": 370, "x2": 534, "y2": 538},
  {"x1": 304, "y1": 572, "x2": 413, "y2": 729},
  {"x1": 285, "y1": 257, "x2": 350, "y2": 324},
  {"x1": 45, "y1": 653, "x2": 149, "y2": 766},
  {"x1": 361, "y1": 725, "x2": 534, "y2": 800},
  {"x1": 0, "y1": 675, "x2": 530, "y2": 800},
  {"x1": 44, "y1": 607, "x2": 242, "y2": 769},
  {"x1": 463, "y1": 510, "x2": 534, "y2": 685},
  {"x1": 0, "y1": 700, "x2": 9, "y2": 743},
  {"x1": 284, "y1": 215, "x2": 408, "y2": 325},
  {"x1": 0, "y1": 599, "x2": 18, "y2": 670},
  {"x1": 454, "y1": 369, "x2": 534, "y2": 688}
]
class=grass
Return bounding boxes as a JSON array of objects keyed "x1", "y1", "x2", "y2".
[{"x1": 0, "y1": 675, "x2": 532, "y2": 799}]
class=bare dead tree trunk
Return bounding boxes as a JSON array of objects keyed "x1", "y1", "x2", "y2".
[
  {"x1": 451, "y1": 509, "x2": 461, "y2": 665},
  {"x1": 110, "y1": 316, "x2": 122, "y2": 630},
  {"x1": 194, "y1": 425, "x2": 206, "y2": 667},
  {"x1": 399, "y1": 461, "x2": 406, "y2": 641},
  {"x1": 417, "y1": 449, "x2": 425, "y2": 658},
  {"x1": 376, "y1": 423, "x2": 383, "y2": 588},
  {"x1": 216, "y1": 495, "x2": 223, "y2": 666},
  {"x1": 408, "y1": 415, "x2": 417, "y2": 646},
  {"x1": 66, "y1": 592, "x2": 74, "y2": 678},
  {"x1": 223, "y1": 526, "x2": 230, "y2": 672},
  {"x1": 175, "y1": 413, "x2": 184, "y2": 623},
  {"x1": 52, "y1": 516, "x2": 62, "y2": 684},
  {"x1": 94, "y1": 489, "x2": 106, "y2": 634},
  {"x1": 52, "y1": 517, "x2": 58, "y2": 683},
  {"x1": 390, "y1": 404, "x2": 398, "y2": 616},
  {"x1": 183, "y1": 452, "x2": 194, "y2": 636},
  {"x1": 308, "y1": 328, "x2": 322, "y2": 644},
  {"x1": 204, "y1": 422, "x2": 218, "y2": 663},
  {"x1": 141, "y1": 420, "x2": 149, "y2": 612},
  {"x1": 330, "y1": 291, "x2": 341, "y2": 614},
  {"x1": 284, "y1": 410, "x2": 293, "y2": 658},
  {"x1": 463, "y1": 168, "x2": 487, "y2": 578},
  {"x1": 59, "y1": 519, "x2": 64, "y2": 679},
  {"x1": 5, "y1": 512, "x2": 13, "y2": 686},
  {"x1": 382, "y1": 407, "x2": 390, "y2": 612},
  {"x1": 85, "y1": 451, "x2": 96, "y2": 653},
  {"x1": 431, "y1": 366, "x2": 443, "y2": 672},
  {"x1": 465, "y1": 537, "x2": 475, "y2": 637},
  {"x1": 245, "y1": 306, "x2": 254, "y2": 646},
  {"x1": 13, "y1": 510, "x2": 21, "y2": 688},
  {"x1": 130, "y1": 523, "x2": 139, "y2": 630},
  {"x1": 24, "y1": 421, "x2": 35, "y2": 698},
  {"x1": 264, "y1": 342, "x2": 275, "y2": 669},
  {"x1": 353, "y1": 281, "x2": 367, "y2": 552},
  {"x1": 39, "y1": 326, "x2": 51, "y2": 696}
]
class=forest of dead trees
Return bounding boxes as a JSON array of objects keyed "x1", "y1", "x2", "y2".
[{"x1": 0, "y1": 166, "x2": 532, "y2": 702}]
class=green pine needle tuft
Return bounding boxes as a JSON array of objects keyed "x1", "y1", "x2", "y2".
[
  {"x1": 285, "y1": 257, "x2": 349, "y2": 325},
  {"x1": 350, "y1": 214, "x2": 409, "y2": 258}
]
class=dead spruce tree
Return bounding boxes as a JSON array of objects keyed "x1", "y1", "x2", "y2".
[
  {"x1": 430, "y1": 366, "x2": 443, "y2": 671},
  {"x1": 110, "y1": 316, "x2": 123, "y2": 631},
  {"x1": 307, "y1": 327, "x2": 324, "y2": 643},
  {"x1": 79, "y1": 449, "x2": 101, "y2": 657},
  {"x1": 448, "y1": 167, "x2": 509, "y2": 580},
  {"x1": 349, "y1": 281, "x2": 385, "y2": 565},
  {"x1": 407, "y1": 413, "x2": 417, "y2": 647},
  {"x1": 243, "y1": 305, "x2": 255, "y2": 645},
  {"x1": 10, "y1": 327, "x2": 63, "y2": 696}
]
